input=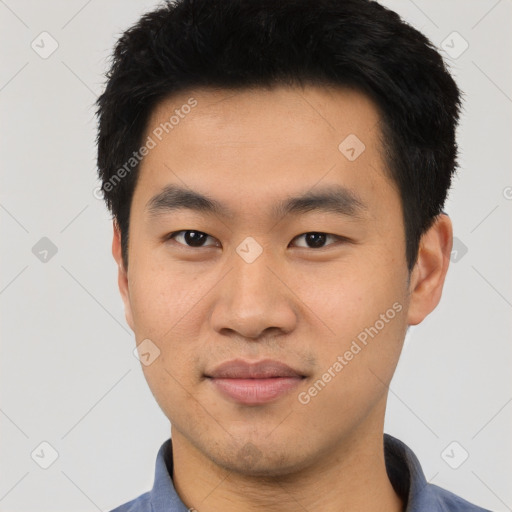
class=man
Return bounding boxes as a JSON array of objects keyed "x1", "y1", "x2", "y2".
[{"x1": 96, "y1": 0, "x2": 491, "y2": 510}]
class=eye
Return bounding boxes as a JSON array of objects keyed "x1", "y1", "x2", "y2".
[
  {"x1": 166, "y1": 230, "x2": 219, "y2": 248},
  {"x1": 291, "y1": 232, "x2": 345, "y2": 249},
  {"x1": 166, "y1": 230, "x2": 347, "y2": 250}
]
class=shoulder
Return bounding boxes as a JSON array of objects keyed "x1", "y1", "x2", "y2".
[
  {"x1": 428, "y1": 483, "x2": 493, "y2": 512},
  {"x1": 108, "y1": 491, "x2": 152, "y2": 512},
  {"x1": 384, "y1": 434, "x2": 493, "y2": 512}
]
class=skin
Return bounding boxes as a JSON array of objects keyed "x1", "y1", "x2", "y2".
[{"x1": 112, "y1": 85, "x2": 452, "y2": 512}]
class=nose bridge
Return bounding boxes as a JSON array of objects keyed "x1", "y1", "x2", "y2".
[
  {"x1": 209, "y1": 239, "x2": 297, "y2": 339},
  {"x1": 234, "y1": 249, "x2": 272, "y2": 298},
  {"x1": 229, "y1": 241, "x2": 277, "y2": 312}
]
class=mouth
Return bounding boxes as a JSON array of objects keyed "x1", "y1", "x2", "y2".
[{"x1": 205, "y1": 359, "x2": 306, "y2": 405}]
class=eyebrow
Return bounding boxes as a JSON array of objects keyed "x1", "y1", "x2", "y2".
[{"x1": 145, "y1": 183, "x2": 367, "y2": 221}]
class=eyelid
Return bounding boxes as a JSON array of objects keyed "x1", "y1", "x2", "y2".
[
  {"x1": 291, "y1": 233, "x2": 345, "y2": 248},
  {"x1": 166, "y1": 230, "x2": 219, "y2": 247},
  {"x1": 166, "y1": 230, "x2": 351, "y2": 249}
]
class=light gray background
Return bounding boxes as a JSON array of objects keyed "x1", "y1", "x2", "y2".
[{"x1": 1, "y1": 1, "x2": 511, "y2": 511}]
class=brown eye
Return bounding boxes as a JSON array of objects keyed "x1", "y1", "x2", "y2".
[
  {"x1": 291, "y1": 232, "x2": 342, "y2": 249},
  {"x1": 167, "y1": 230, "x2": 218, "y2": 248}
]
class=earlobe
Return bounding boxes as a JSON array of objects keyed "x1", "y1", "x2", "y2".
[
  {"x1": 406, "y1": 214, "x2": 453, "y2": 326},
  {"x1": 112, "y1": 220, "x2": 135, "y2": 331}
]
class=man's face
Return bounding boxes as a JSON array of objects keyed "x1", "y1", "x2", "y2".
[{"x1": 117, "y1": 85, "x2": 413, "y2": 475}]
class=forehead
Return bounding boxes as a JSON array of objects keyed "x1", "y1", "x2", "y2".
[
  {"x1": 146, "y1": 84, "x2": 382, "y2": 149},
  {"x1": 134, "y1": 85, "x2": 398, "y2": 222}
]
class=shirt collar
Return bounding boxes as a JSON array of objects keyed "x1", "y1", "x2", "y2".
[
  {"x1": 384, "y1": 434, "x2": 438, "y2": 510},
  {"x1": 149, "y1": 439, "x2": 189, "y2": 512},
  {"x1": 145, "y1": 434, "x2": 479, "y2": 512}
]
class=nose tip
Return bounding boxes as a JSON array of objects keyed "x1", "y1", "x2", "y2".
[{"x1": 209, "y1": 256, "x2": 298, "y2": 341}]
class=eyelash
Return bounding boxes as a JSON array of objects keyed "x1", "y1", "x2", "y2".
[{"x1": 165, "y1": 230, "x2": 349, "y2": 249}]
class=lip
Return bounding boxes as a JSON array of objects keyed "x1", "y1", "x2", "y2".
[{"x1": 205, "y1": 359, "x2": 305, "y2": 405}]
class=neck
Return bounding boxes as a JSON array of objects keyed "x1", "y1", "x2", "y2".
[{"x1": 170, "y1": 424, "x2": 403, "y2": 512}]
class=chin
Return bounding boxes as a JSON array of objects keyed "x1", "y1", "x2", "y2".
[{"x1": 206, "y1": 439, "x2": 313, "y2": 478}]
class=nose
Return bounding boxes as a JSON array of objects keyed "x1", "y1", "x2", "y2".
[{"x1": 209, "y1": 248, "x2": 298, "y2": 341}]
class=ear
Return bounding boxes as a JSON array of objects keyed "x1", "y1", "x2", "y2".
[
  {"x1": 112, "y1": 220, "x2": 135, "y2": 331},
  {"x1": 407, "y1": 214, "x2": 453, "y2": 326}
]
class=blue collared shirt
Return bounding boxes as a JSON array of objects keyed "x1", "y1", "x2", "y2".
[{"x1": 110, "y1": 434, "x2": 492, "y2": 511}]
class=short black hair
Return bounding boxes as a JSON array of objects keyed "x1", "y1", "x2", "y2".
[{"x1": 96, "y1": 0, "x2": 462, "y2": 271}]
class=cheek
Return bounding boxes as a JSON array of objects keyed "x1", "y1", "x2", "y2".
[
  {"x1": 128, "y1": 259, "x2": 212, "y2": 389},
  {"x1": 128, "y1": 258, "x2": 200, "y2": 339},
  {"x1": 294, "y1": 260, "x2": 404, "y2": 335},
  {"x1": 295, "y1": 258, "x2": 408, "y2": 395},
  {"x1": 129, "y1": 261, "x2": 205, "y2": 417},
  {"x1": 298, "y1": 298, "x2": 407, "y2": 428}
]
